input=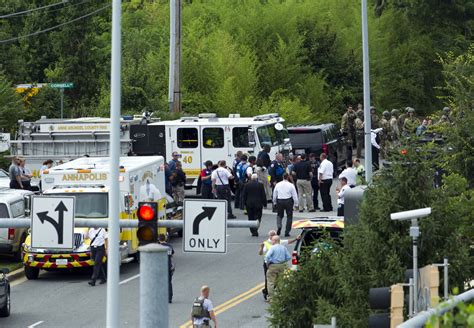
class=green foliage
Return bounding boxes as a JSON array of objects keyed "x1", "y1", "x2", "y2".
[
  {"x1": 0, "y1": 0, "x2": 471, "y2": 124},
  {"x1": 427, "y1": 301, "x2": 474, "y2": 328},
  {"x1": 0, "y1": 72, "x2": 23, "y2": 132}
]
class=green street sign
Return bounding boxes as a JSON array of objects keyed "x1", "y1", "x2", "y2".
[{"x1": 49, "y1": 82, "x2": 74, "y2": 89}]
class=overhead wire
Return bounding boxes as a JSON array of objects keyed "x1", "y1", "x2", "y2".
[
  {"x1": 0, "y1": 4, "x2": 111, "y2": 45},
  {"x1": 0, "y1": 0, "x2": 95, "y2": 19},
  {"x1": 0, "y1": 0, "x2": 70, "y2": 19}
]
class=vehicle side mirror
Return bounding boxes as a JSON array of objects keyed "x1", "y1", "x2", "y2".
[
  {"x1": 1, "y1": 268, "x2": 9, "y2": 274},
  {"x1": 24, "y1": 195, "x2": 31, "y2": 216}
]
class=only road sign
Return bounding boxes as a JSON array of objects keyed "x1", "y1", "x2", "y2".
[
  {"x1": 49, "y1": 82, "x2": 74, "y2": 89},
  {"x1": 31, "y1": 196, "x2": 75, "y2": 249},
  {"x1": 183, "y1": 199, "x2": 227, "y2": 254}
]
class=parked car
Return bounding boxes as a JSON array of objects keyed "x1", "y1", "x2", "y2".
[
  {"x1": 0, "y1": 268, "x2": 10, "y2": 317},
  {"x1": 291, "y1": 217, "x2": 344, "y2": 271},
  {"x1": 288, "y1": 123, "x2": 348, "y2": 172},
  {"x1": 0, "y1": 188, "x2": 34, "y2": 261}
]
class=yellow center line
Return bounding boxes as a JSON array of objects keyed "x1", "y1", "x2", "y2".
[{"x1": 179, "y1": 282, "x2": 264, "y2": 328}]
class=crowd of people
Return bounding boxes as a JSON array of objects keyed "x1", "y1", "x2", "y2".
[{"x1": 341, "y1": 104, "x2": 454, "y2": 170}]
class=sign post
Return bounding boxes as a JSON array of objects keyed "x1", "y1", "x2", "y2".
[
  {"x1": 31, "y1": 196, "x2": 75, "y2": 250},
  {"x1": 49, "y1": 82, "x2": 74, "y2": 119},
  {"x1": 183, "y1": 199, "x2": 227, "y2": 254}
]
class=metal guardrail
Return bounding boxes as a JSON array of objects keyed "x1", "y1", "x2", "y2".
[
  {"x1": 397, "y1": 289, "x2": 474, "y2": 328},
  {"x1": 0, "y1": 218, "x2": 259, "y2": 229}
]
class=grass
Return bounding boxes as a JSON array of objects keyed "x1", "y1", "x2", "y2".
[{"x1": 0, "y1": 255, "x2": 23, "y2": 273}]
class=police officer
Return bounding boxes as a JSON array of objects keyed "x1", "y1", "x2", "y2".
[
  {"x1": 158, "y1": 234, "x2": 175, "y2": 303},
  {"x1": 200, "y1": 161, "x2": 214, "y2": 199},
  {"x1": 235, "y1": 155, "x2": 249, "y2": 210},
  {"x1": 341, "y1": 105, "x2": 357, "y2": 152},
  {"x1": 403, "y1": 107, "x2": 420, "y2": 135},
  {"x1": 389, "y1": 109, "x2": 400, "y2": 143},
  {"x1": 398, "y1": 107, "x2": 409, "y2": 132},
  {"x1": 191, "y1": 285, "x2": 217, "y2": 328},
  {"x1": 87, "y1": 226, "x2": 108, "y2": 286},
  {"x1": 370, "y1": 106, "x2": 379, "y2": 129},
  {"x1": 380, "y1": 111, "x2": 391, "y2": 158},
  {"x1": 355, "y1": 110, "x2": 364, "y2": 158},
  {"x1": 438, "y1": 106, "x2": 452, "y2": 125}
]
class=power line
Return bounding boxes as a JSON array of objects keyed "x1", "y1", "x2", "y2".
[
  {"x1": 0, "y1": 0, "x2": 70, "y2": 19},
  {"x1": 0, "y1": 0, "x2": 95, "y2": 19},
  {"x1": 0, "y1": 4, "x2": 111, "y2": 45}
]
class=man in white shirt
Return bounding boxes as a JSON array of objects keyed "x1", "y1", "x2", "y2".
[
  {"x1": 336, "y1": 177, "x2": 351, "y2": 216},
  {"x1": 87, "y1": 227, "x2": 108, "y2": 286},
  {"x1": 371, "y1": 128, "x2": 383, "y2": 171},
  {"x1": 191, "y1": 285, "x2": 217, "y2": 328},
  {"x1": 211, "y1": 160, "x2": 236, "y2": 219},
  {"x1": 318, "y1": 153, "x2": 334, "y2": 212},
  {"x1": 339, "y1": 160, "x2": 357, "y2": 187},
  {"x1": 273, "y1": 173, "x2": 298, "y2": 236}
]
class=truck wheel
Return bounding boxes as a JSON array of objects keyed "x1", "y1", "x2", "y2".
[
  {"x1": 0, "y1": 288, "x2": 10, "y2": 317},
  {"x1": 24, "y1": 266, "x2": 40, "y2": 280},
  {"x1": 177, "y1": 229, "x2": 183, "y2": 238},
  {"x1": 133, "y1": 252, "x2": 140, "y2": 264}
]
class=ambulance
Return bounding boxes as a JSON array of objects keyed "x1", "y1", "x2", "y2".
[{"x1": 22, "y1": 156, "x2": 179, "y2": 279}]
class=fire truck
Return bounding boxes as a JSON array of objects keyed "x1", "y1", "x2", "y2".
[{"x1": 11, "y1": 113, "x2": 291, "y2": 187}]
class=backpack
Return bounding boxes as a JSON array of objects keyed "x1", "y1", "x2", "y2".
[
  {"x1": 192, "y1": 297, "x2": 210, "y2": 319},
  {"x1": 237, "y1": 162, "x2": 249, "y2": 183}
]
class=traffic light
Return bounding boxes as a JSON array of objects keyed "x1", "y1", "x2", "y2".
[
  {"x1": 368, "y1": 284, "x2": 404, "y2": 328},
  {"x1": 137, "y1": 202, "x2": 158, "y2": 245}
]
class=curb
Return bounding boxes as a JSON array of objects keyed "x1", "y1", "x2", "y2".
[{"x1": 7, "y1": 267, "x2": 24, "y2": 282}]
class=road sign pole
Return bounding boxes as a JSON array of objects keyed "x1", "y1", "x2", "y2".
[
  {"x1": 106, "y1": 0, "x2": 122, "y2": 327},
  {"x1": 139, "y1": 244, "x2": 169, "y2": 328},
  {"x1": 60, "y1": 88, "x2": 64, "y2": 119},
  {"x1": 361, "y1": 0, "x2": 373, "y2": 183}
]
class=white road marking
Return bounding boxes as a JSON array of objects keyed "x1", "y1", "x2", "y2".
[
  {"x1": 10, "y1": 276, "x2": 28, "y2": 287},
  {"x1": 28, "y1": 321, "x2": 44, "y2": 328},
  {"x1": 119, "y1": 274, "x2": 140, "y2": 285}
]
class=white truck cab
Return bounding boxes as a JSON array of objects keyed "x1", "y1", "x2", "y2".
[{"x1": 0, "y1": 188, "x2": 34, "y2": 261}]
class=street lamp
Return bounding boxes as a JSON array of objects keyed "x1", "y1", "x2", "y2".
[{"x1": 391, "y1": 207, "x2": 432, "y2": 315}]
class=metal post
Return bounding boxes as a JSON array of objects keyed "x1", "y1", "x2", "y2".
[
  {"x1": 411, "y1": 219, "x2": 419, "y2": 314},
  {"x1": 106, "y1": 0, "x2": 122, "y2": 327},
  {"x1": 361, "y1": 0, "x2": 372, "y2": 182},
  {"x1": 139, "y1": 244, "x2": 169, "y2": 328},
  {"x1": 331, "y1": 317, "x2": 336, "y2": 328},
  {"x1": 174, "y1": 0, "x2": 182, "y2": 113},
  {"x1": 60, "y1": 88, "x2": 64, "y2": 119},
  {"x1": 444, "y1": 258, "x2": 449, "y2": 300},
  {"x1": 168, "y1": 0, "x2": 176, "y2": 112},
  {"x1": 408, "y1": 278, "x2": 414, "y2": 317}
]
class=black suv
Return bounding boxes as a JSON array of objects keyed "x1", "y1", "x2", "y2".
[{"x1": 288, "y1": 123, "x2": 348, "y2": 171}]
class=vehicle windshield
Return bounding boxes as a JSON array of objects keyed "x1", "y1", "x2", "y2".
[
  {"x1": 53, "y1": 193, "x2": 108, "y2": 218},
  {"x1": 0, "y1": 170, "x2": 8, "y2": 178},
  {"x1": 257, "y1": 123, "x2": 289, "y2": 147}
]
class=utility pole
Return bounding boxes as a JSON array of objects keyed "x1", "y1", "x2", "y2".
[
  {"x1": 107, "y1": 0, "x2": 121, "y2": 327},
  {"x1": 361, "y1": 0, "x2": 373, "y2": 183},
  {"x1": 168, "y1": 0, "x2": 182, "y2": 113}
]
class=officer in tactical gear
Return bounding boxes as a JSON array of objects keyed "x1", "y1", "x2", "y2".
[
  {"x1": 191, "y1": 285, "x2": 217, "y2": 327},
  {"x1": 389, "y1": 109, "x2": 400, "y2": 143},
  {"x1": 341, "y1": 106, "x2": 356, "y2": 148},
  {"x1": 380, "y1": 111, "x2": 391, "y2": 158},
  {"x1": 370, "y1": 106, "x2": 379, "y2": 129},
  {"x1": 438, "y1": 106, "x2": 452, "y2": 125},
  {"x1": 403, "y1": 107, "x2": 420, "y2": 136},
  {"x1": 356, "y1": 103, "x2": 363, "y2": 117},
  {"x1": 355, "y1": 110, "x2": 365, "y2": 158},
  {"x1": 398, "y1": 107, "x2": 409, "y2": 131}
]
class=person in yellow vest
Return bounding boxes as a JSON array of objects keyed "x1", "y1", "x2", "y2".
[{"x1": 258, "y1": 230, "x2": 300, "y2": 301}]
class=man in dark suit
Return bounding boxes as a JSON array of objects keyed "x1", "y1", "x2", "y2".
[{"x1": 242, "y1": 173, "x2": 267, "y2": 237}]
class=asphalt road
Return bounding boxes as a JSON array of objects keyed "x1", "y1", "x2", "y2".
[{"x1": 2, "y1": 182, "x2": 339, "y2": 328}]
